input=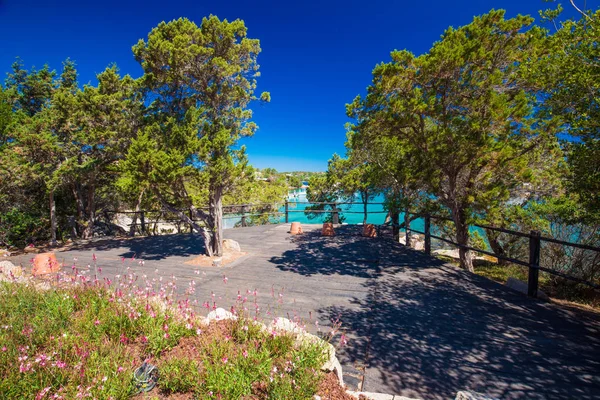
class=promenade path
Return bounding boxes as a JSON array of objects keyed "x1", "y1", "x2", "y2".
[{"x1": 9, "y1": 224, "x2": 600, "y2": 399}]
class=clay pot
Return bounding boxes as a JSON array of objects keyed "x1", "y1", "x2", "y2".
[
  {"x1": 32, "y1": 252, "x2": 61, "y2": 276},
  {"x1": 322, "y1": 222, "x2": 335, "y2": 237},
  {"x1": 362, "y1": 224, "x2": 377, "y2": 238},
  {"x1": 290, "y1": 222, "x2": 303, "y2": 235}
]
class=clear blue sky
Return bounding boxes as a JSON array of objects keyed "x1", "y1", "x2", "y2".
[{"x1": 0, "y1": 0, "x2": 572, "y2": 171}]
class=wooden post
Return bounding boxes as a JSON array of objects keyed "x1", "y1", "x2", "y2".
[
  {"x1": 528, "y1": 230, "x2": 541, "y2": 298},
  {"x1": 405, "y1": 211, "x2": 412, "y2": 247},
  {"x1": 189, "y1": 209, "x2": 194, "y2": 233},
  {"x1": 285, "y1": 200, "x2": 289, "y2": 223},
  {"x1": 241, "y1": 204, "x2": 248, "y2": 227},
  {"x1": 332, "y1": 203, "x2": 339, "y2": 225},
  {"x1": 424, "y1": 214, "x2": 431, "y2": 255},
  {"x1": 140, "y1": 211, "x2": 146, "y2": 236}
]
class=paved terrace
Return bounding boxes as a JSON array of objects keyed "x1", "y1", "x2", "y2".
[{"x1": 9, "y1": 224, "x2": 600, "y2": 399}]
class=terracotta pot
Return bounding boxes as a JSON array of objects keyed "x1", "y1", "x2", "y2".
[
  {"x1": 290, "y1": 222, "x2": 303, "y2": 235},
  {"x1": 362, "y1": 224, "x2": 377, "y2": 238},
  {"x1": 32, "y1": 252, "x2": 61, "y2": 276},
  {"x1": 322, "y1": 222, "x2": 335, "y2": 237}
]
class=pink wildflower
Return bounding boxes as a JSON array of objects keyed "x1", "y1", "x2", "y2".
[
  {"x1": 221, "y1": 356, "x2": 228, "y2": 364},
  {"x1": 243, "y1": 350, "x2": 248, "y2": 358},
  {"x1": 35, "y1": 386, "x2": 51, "y2": 400},
  {"x1": 94, "y1": 320, "x2": 100, "y2": 326}
]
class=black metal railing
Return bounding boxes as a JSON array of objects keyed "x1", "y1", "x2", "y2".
[
  {"x1": 284, "y1": 200, "x2": 387, "y2": 224},
  {"x1": 404, "y1": 213, "x2": 600, "y2": 298}
]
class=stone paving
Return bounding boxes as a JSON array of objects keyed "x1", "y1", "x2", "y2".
[{"x1": 8, "y1": 224, "x2": 600, "y2": 399}]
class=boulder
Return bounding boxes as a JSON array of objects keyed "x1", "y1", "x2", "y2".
[
  {"x1": 0, "y1": 261, "x2": 22, "y2": 277},
  {"x1": 207, "y1": 307, "x2": 237, "y2": 322},
  {"x1": 297, "y1": 331, "x2": 343, "y2": 386},
  {"x1": 24, "y1": 245, "x2": 39, "y2": 254},
  {"x1": 270, "y1": 317, "x2": 344, "y2": 386},
  {"x1": 269, "y1": 317, "x2": 304, "y2": 335},
  {"x1": 455, "y1": 391, "x2": 499, "y2": 400},
  {"x1": 222, "y1": 239, "x2": 241, "y2": 252},
  {"x1": 505, "y1": 277, "x2": 549, "y2": 301}
]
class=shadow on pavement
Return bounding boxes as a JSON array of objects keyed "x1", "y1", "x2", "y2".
[
  {"x1": 269, "y1": 225, "x2": 600, "y2": 399},
  {"x1": 64, "y1": 233, "x2": 206, "y2": 261}
]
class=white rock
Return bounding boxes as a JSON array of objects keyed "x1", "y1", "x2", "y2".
[
  {"x1": 455, "y1": 390, "x2": 499, "y2": 400},
  {"x1": 297, "y1": 331, "x2": 343, "y2": 386},
  {"x1": 207, "y1": 307, "x2": 237, "y2": 321},
  {"x1": 269, "y1": 317, "x2": 305, "y2": 335},
  {"x1": 0, "y1": 261, "x2": 19, "y2": 275},
  {"x1": 223, "y1": 239, "x2": 241, "y2": 252},
  {"x1": 347, "y1": 392, "x2": 395, "y2": 400},
  {"x1": 505, "y1": 277, "x2": 549, "y2": 301}
]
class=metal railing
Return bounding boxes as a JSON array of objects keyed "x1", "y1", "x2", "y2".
[
  {"x1": 284, "y1": 200, "x2": 387, "y2": 224},
  {"x1": 404, "y1": 213, "x2": 600, "y2": 298}
]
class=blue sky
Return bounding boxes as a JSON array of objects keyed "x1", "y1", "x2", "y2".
[{"x1": 0, "y1": 0, "x2": 575, "y2": 171}]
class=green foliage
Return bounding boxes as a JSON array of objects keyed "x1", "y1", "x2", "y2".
[
  {"x1": 347, "y1": 10, "x2": 561, "y2": 271},
  {"x1": 126, "y1": 16, "x2": 269, "y2": 255},
  {"x1": 286, "y1": 174, "x2": 303, "y2": 189},
  {"x1": 305, "y1": 167, "x2": 346, "y2": 223},
  {"x1": 0, "y1": 208, "x2": 46, "y2": 247},
  {"x1": 159, "y1": 358, "x2": 202, "y2": 394},
  {"x1": 0, "y1": 277, "x2": 331, "y2": 400},
  {"x1": 528, "y1": 6, "x2": 600, "y2": 219}
]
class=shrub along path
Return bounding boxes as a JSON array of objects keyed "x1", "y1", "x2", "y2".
[{"x1": 8, "y1": 224, "x2": 600, "y2": 399}]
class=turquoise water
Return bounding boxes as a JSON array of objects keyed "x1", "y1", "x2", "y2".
[{"x1": 280, "y1": 190, "x2": 426, "y2": 232}]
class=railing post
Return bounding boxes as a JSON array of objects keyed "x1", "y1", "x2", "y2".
[
  {"x1": 405, "y1": 211, "x2": 411, "y2": 247},
  {"x1": 189, "y1": 209, "x2": 194, "y2": 233},
  {"x1": 241, "y1": 204, "x2": 248, "y2": 227},
  {"x1": 332, "y1": 203, "x2": 339, "y2": 225},
  {"x1": 140, "y1": 211, "x2": 146, "y2": 236},
  {"x1": 424, "y1": 214, "x2": 431, "y2": 255},
  {"x1": 528, "y1": 230, "x2": 541, "y2": 298},
  {"x1": 285, "y1": 200, "x2": 289, "y2": 223}
]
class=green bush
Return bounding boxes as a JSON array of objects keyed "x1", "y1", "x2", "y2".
[{"x1": 0, "y1": 208, "x2": 47, "y2": 247}]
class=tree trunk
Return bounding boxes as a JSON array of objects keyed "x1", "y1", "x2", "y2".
[
  {"x1": 153, "y1": 190, "x2": 214, "y2": 256},
  {"x1": 72, "y1": 184, "x2": 85, "y2": 237},
  {"x1": 83, "y1": 180, "x2": 96, "y2": 239},
  {"x1": 392, "y1": 210, "x2": 400, "y2": 242},
  {"x1": 486, "y1": 229, "x2": 508, "y2": 265},
  {"x1": 404, "y1": 208, "x2": 411, "y2": 248},
  {"x1": 49, "y1": 190, "x2": 57, "y2": 246},
  {"x1": 362, "y1": 191, "x2": 368, "y2": 225},
  {"x1": 209, "y1": 185, "x2": 224, "y2": 257},
  {"x1": 129, "y1": 189, "x2": 145, "y2": 236},
  {"x1": 453, "y1": 208, "x2": 474, "y2": 272}
]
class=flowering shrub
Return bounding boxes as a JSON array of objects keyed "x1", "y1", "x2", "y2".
[{"x1": 0, "y1": 264, "x2": 330, "y2": 399}]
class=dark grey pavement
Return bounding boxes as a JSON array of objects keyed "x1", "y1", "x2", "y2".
[{"x1": 8, "y1": 224, "x2": 600, "y2": 399}]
